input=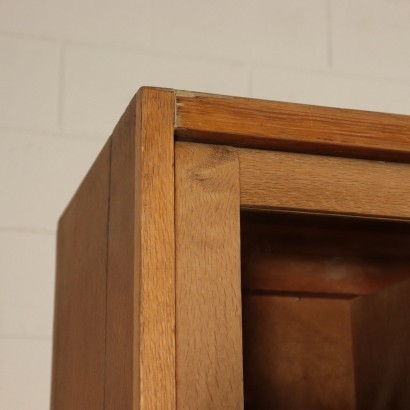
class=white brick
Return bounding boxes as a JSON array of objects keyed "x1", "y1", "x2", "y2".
[
  {"x1": 152, "y1": 0, "x2": 328, "y2": 69},
  {"x1": 0, "y1": 232, "x2": 55, "y2": 338},
  {"x1": 0, "y1": 35, "x2": 60, "y2": 130},
  {"x1": 0, "y1": 0, "x2": 151, "y2": 48},
  {"x1": 63, "y1": 45, "x2": 249, "y2": 136},
  {"x1": 332, "y1": 0, "x2": 410, "y2": 81},
  {"x1": 0, "y1": 338, "x2": 51, "y2": 410},
  {"x1": 0, "y1": 131, "x2": 102, "y2": 231},
  {"x1": 251, "y1": 66, "x2": 410, "y2": 114}
]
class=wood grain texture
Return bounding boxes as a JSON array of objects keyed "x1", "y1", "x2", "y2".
[
  {"x1": 175, "y1": 91, "x2": 410, "y2": 162},
  {"x1": 352, "y1": 278, "x2": 410, "y2": 410},
  {"x1": 52, "y1": 140, "x2": 111, "y2": 410},
  {"x1": 241, "y1": 212, "x2": 410, "y2": 296},
  {"x1": 236, "y1": 147, "x2": 410, "y2": 219},
  {"x1": 243, "y1": 295, "x2": 355, "y2": 409},
  {"x1": 106, "y1": 87, "x2": 175, "y2": 409},
  {"x1": 175, "y1": 142, "x2": 244, "y2": 409}
]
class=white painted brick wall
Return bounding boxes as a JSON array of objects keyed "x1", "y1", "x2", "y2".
[
  {"x1": 0, "y1": 131, "x2": 102, "y2": 231},
  {"x1": 332, "y1": 0, "x2": 410, "y2": 82},
  {"x1": 0, "y1": 36, "x2": 60, "y2": 131},
  {"x1": 0, "y1": 232, "x2": 55, "y2": 338},
  {"x1": 63, "y1": 45, "x2": 249, "y2": 137},
  {"x1": 0, "y1": 339, "x2": 52, "y2": 410},
  {"x1": 251, "y1": 66, "x2": 410, "y2": 114},
  {"x1": 0, "y1": 0, "x2": 152, "y2": 47},
  {"x1": 151, "y1": 0, "x2": 329, "y2": 69},
  {"x1": 2, "y1": 0, "x2": 410, "y2": 407}
]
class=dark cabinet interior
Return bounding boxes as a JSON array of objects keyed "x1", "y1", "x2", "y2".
[{"x1": 241, "y1": 211, "x2": 410, "y2": 409}]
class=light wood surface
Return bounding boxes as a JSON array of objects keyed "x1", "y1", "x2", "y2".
[
  {"x1": 137, "y1": 88, "x2": 175, "y2": 409},
  {"x1": 243, "y1": 295, "x2": 355, "y2": 409},
  {"x1": 106, "y1": 87, "x2": 176, "y2": 409},
  {"x1": 175, "y1": 90, "x2": 410, "y2": 161},
  {"x1": 352, "y1": 278, "x2": 410, "y2": 409},
  {"x1": 52, "y1": 140, "x2": 111, "y2": 409},
  {"x1": 175, "y1": 141, "x2": 244, "y2": 409},
  {"x1": 236, "y1": 147, "x2": 410, "y2": 219}
]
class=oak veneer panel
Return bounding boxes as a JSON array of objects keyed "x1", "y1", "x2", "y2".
[
  {"x1": 175, "y1": 91, "x2": 410, "y2": 161},
  {"x1": 241, "y1": 212, "x2": 410, "y2": 296},
  {"x1": 53, "y1": 86, "x2": 410, "y2": 409},
  {"x1": 237, "y1": 148, "x2": 410, "y2": 219},
  {"x1": 106, "y1": 88, "x2": 175, "y2": 409},
  {"x1": 52, "y1": 140, "x2": 111, "y2": 410},
  {"x1": 175, "y1": 142, "x2": 243, "y2": 409},
  {"x1": 243, "y1": 295, "x2": 355, "y2": 410},
  {"x1": 352, "y1": 278, "x2": 410, "y2": 409},
  {"x1": 137, "y1": 88, "x2": 175, "y2": 409}
]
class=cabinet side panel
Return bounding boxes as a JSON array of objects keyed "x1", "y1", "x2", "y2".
[
  {"x1": 175, "y1": 142, "x2": 243, "y2": 409},
  {"x1": 52, "y1": 140, "x2": 111, "y2": 410},
  {"x1": 105, "y1": 96, "x2": 138, "y2": 409}
]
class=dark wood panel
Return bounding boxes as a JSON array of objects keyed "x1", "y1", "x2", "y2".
[
  {"x1": 105, "y1": 95, "x2": 136, "y2": 409},
  {"x1": 352, "y1": 279, "x2": 410, "y2": 409},
  {"x1": 241, "y1": 212, "x2": 410, "y2": 296},
  {"x1": 52, "y1": 140, "x2": 111, "y2": 410},
  {"x1": 243, "y1": 295, "x2": 355, "y2": 409}
]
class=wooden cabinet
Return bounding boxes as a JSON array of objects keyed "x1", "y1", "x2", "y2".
[{"x1": 51, "y1": 87, "x2": 410, "y2": 409}]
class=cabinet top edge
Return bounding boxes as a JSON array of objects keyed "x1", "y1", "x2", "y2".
[{"x1": 165, "y1": 88, "x2": 410, "y2": 162}]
